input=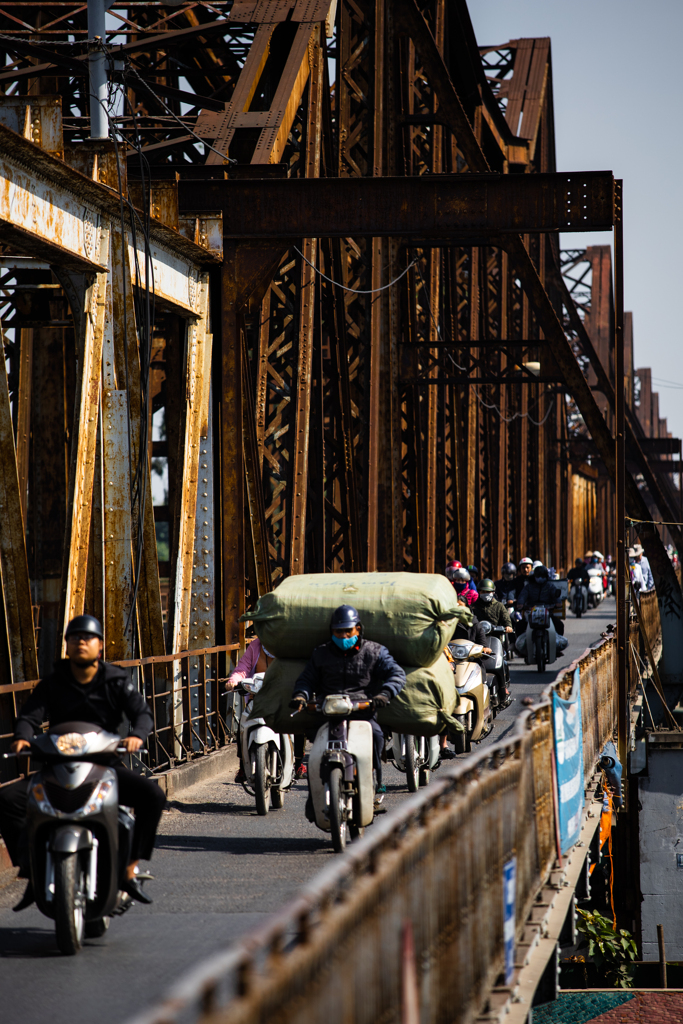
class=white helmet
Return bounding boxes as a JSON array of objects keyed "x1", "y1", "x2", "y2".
[
  {"x1": 519, "y1": 557, "x2": 533, "y2": 567},
  {"x1": 532, "y1": 560, "x2": 543, "y2": 570}
]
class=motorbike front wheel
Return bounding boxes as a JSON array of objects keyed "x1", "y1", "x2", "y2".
[
  {"x1": 254, "y1": 744, "x2": 271, "y2": 815},
  {"x1": 405, "y1": 734, "x2": 420, "y2": 793},
  {"x1": 535, "y1": 636, "x2": 546, "y2": 673},
  {"x1": 54, "y1": 852, "x2": 86, "y2": 955},
  {"x1": 328, "y1": 765, "x2": 347, "y2": 853}
]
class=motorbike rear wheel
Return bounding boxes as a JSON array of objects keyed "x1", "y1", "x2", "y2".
[
  {"x1": 535, "y1": 636, "x2": 546, "y2": 673},
  {"x1": 254, "y1": 744, "x2": 271, "y2": 815},
  {"x1": 328, "y1": 765, "x2": 347, "y2": 853},
  {"x1": 405, "y1": 735, "x2": 420, "y2": 793},
  {"x1": 54, "y1": 852, "x2": 86, "y2": 955}
]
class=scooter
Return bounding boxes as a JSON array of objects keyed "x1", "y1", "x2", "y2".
[
  {"x1": 302, "y1": 695, "x2": 375, "y2": 853},
  {"x1": 483, "y1": 623, "x2": 513, "y2": 712},
  {"x1": 570, "y1": 582, "x2": 588, "y2": 617},
  {"x1": 515, "y1": 606, "x2": 567, "y2": 672},
  {"x1": 587, "y1": 568, "x2": 604, "y2": 608},
  {"x1": 239, "y1": 674, "x2": 294, "y2": 815},
  {"x1": 447, "y1": 640, "x2": 494, "y2": 754},
  {"x1": 387, "y1": 732, "x2": 440, "y2": 791},
  {"x1": 3, "y1": 722, "x2": 151, "y2": 955}
]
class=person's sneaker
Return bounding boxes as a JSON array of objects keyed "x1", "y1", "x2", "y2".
[
  {"x1": 235, "y1": 766, "x2": 246, "y2": 784},
  {"x1": 374, "y1": 784, "x2": 386, "y2": 809},
  {"x1": 440, "y1": 748, "x2": 456, "y2": 761},
  {"x1": 13, "y1": 881, "x2": 34, "y2": 913},
  {"x1": 295, "y1": 763, "x2": 308, "y2": 780}
]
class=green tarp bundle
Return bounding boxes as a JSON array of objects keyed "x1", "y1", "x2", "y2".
[
  {"x1": 241, "y1": 571, "x2": 471, "y2": 668},
  {"x1": 248, "y1": 653, "x2": 461, "y2": 737}
]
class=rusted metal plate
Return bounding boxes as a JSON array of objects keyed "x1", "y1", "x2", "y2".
[
  {"x1": 126, "y1": 233, "x2": 205, "y2": 319},
  {"x1": 180, "y1": 171, "x2": 615, "y2": 237},
  {"x1": 60, "y1": 226, "x2": 110, "y2": 638},
  {"x1": 102, "y1": 390, "x2": 134, "y2": 660},
  {"x1": 0, "y1": 325, "x2": 38, "y2": 684}
]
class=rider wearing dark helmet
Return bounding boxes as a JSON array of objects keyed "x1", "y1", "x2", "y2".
[
  {"x1": 289, "y1": 605, "x2": 406, "y2": 799},
  {"x1": 495, "y1": 562, "x2": 524, "y2": 607},
  {"x1": 0, "y1": 614, "x2": 165, "y2": 912},
  {"x1": 518, "y1": 565, "x2": 565, "y2": 636}
]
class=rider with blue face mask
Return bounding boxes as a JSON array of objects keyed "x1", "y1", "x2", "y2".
[{"x1": 289, "y1": 605, "x2": 406, "y2": 793}]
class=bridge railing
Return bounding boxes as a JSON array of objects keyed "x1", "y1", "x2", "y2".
[
  {"x1": 638, "y1": 589, "x2": 660, "y2": 654},
  {"x1": 130, "y1": 636, "x2": 617, "y2": 1024},
  {"x1": 0, "y1": 643, "x2": 242, "y2": 776}
]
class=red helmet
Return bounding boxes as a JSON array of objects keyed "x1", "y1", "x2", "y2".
[{"x1": 446, "y1": 560, "x2": 462, "y2": 570}]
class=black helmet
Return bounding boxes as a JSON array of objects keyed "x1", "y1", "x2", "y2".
[
  {"x1": 330, "y1": 605, "x2": 361, "y2": 631},
  {"x1": 533, "y1": 564, "x2": 549, "y2": 581},
  {"x1": 467, "y1": 564, "x2": 479, "y2": 577},
  {"x1": 502, "y1": 562, "x2": 516, "y2": 575},
  {"x1": 575, "y1": 558, "x2": 584, "y2": 567},
  {"x1": 65, "y1": 614, "x2": 104, "y2": 640}
]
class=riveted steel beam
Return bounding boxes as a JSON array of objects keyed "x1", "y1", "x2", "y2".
[{"x1": 178, "y1": 171, "x2": 615, "y2": 240}]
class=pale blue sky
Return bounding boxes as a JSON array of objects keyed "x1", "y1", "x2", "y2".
[{"x1": 469, "y1": 1, "x2": 683, "y2": 438}]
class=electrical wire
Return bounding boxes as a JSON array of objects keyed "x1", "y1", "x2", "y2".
[
  {"x1": 475, "y1": 387, "x2": 555, "y2": 426},
  {"x1": 626, "y1": 516, "x2": 683, "y2": 528},
  {"x1": 294, "y1": 246, "x2": 418, "y2": 294}
]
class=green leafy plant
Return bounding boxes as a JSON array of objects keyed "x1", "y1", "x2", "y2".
[{"x1": 575, "y1": 908, "x2": 638, "y2": 988}]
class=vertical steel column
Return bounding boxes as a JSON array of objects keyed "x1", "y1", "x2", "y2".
[
  {"x1": 221, "y1": 252, "x2": 244, "y2": 646},
  {"x1": 615, "y1": 181, "x2": 627, "y2": 771},
  {"x1": 289, "y1": 27, "x2": 323, "y2": 574},
  {"x1": 15, "y1": 328, "x2": 32, "y2": 526}
]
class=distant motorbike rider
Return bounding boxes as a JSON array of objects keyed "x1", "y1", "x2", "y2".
[
  {"x1": 446, "y1": 566, "x2": 478, "y2": 606},
  {"x1": 518, "y1": 564, "x2": 565, "y2": 636},
  {"x1": 567, "y1": 558, "x2": 591, "y2": 588},
  {"x1": 452, "y1": 594, "x2": 493, "y2": 649},
  {"x1": 517, "y1": 557, "x2": 534, "y2": 581},
  {"x1": 466, "y1": 565, "x2": 480, "y2": 593},
  {"x1": 289, "y1": 605, "x2": 405, "y2": 801},
  {"x1": 495, "y1": 562, "x2": 525, "y2": 607},
  {"x1": 473, "y1": 579, "x2": 514, "y2": 632},
  {"x1": 0, "y1": 614, "x2": 165, "y2": 912}
]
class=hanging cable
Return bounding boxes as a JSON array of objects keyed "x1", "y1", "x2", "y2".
[
  {"x1": 294, "y1": 245, "x2": 417, "y2": 294},
  {"x1": 474, "y1": 387, "x2": 555, "y2": 426}
]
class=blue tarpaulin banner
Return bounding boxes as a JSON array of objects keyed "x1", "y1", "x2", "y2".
[
  {"x1": 503, "y1": 857, "x2": 517, "y2": 984},
  {"x1": 553, "y1": 665, "x2": 584, "y2": 854}
]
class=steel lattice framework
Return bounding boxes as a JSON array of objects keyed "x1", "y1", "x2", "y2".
[{"x1": 0, "y1": 0, "x2": 682, "y2": 741}]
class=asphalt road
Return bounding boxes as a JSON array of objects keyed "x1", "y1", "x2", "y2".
[{"x1": 0, "y1": 598, "x2": 615, "y2": 1024}]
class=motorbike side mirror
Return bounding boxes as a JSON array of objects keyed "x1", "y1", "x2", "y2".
[{"x1": 480, "y1": 621, "x2": 492, "y2": 635}]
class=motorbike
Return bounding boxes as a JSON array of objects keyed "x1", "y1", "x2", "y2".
[
  {"x1": 238, "y1": 674, "x2": 294, "y2": 815},
  {"x1": 587, "y1": 568, "x2": 604, "y2": 608},
  {"x1": 447, "y1": 640, "x2": 493, "y2": 754},
  {"x1": 3, "y1": 721, "x2": 151, "y2": 955},
  {"x1": 515, "y1": 605, "x2": 567, "y2": 672},
  {"x1": 386, "y1": 732, "x2": 440, "y2": 792},
  {"x1": 483, "y1": 623, "x2": 513, "y2": 712},
  {"x1": 302, "y1": 695, "x2": 375, "y2": 853},
  {"x1": 570, "y1": 581, "x2": 588, "y2": 618}
]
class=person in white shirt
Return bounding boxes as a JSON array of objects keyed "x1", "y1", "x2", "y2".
[
  {"x1": 628, "y1": 547, "x2": 646, "y2": 593},
  {"x1": 633, "y1": 544, "x2": 654, "y2": 592}
]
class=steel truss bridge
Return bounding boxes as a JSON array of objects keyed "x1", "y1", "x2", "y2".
[{"x1": 0, "y1": 1, "x2": 681, "y2": 1019}]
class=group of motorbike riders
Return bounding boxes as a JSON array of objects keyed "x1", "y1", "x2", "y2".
[{"x1": 0, "y1": 551, "x2": 617, "y2": 922}]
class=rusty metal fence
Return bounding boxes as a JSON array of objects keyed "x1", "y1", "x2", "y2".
[
  {"x1": 638, "y1": 589, "x2": 661, "y2": 655},
  {"x1": 129, "y1": 636, "x2": 617, "y2": 1024},
  {"x1": 0, "y1": 643, "x2": 243, "y2": 779}
]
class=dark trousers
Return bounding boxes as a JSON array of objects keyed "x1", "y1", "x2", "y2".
[
  {"x1": 306, "y1": 714, "x2": 384, "y2": 786},
  {"x1": 0, "y1": 765, "x2": 166, "y2": 871}
]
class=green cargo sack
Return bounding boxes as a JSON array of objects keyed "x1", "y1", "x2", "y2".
[
  {"x1": 241, "y1": 572, "x2": 472, "y2": 668},
  {"x1": 248, "y1": 653, "x2": 460, "y2": 738},
  {"x1": 248, "y1": 659, "x2": 316, "y2": 736},
  {"x1": 376, "y1": 654, "x2": 461, "y2": 737}
]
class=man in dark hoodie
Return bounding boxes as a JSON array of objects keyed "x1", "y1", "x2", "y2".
[
  {"x1": 0, "y1": 614, "x2": 165, "y2": 911},
  {"x1": 290, "y1": 604, "x2": 405, "y2": 800}
]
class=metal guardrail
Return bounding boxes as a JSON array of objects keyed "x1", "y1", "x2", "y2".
[
  {"x1": 638, "y1": 589, "x2": 660, "y2": 655},
  {"x1": 0, "y1": 643, "x2": 243, "y2": 776},
  {"x1": 128, "y1": 636, "x2": 618, "y2": 1024}
]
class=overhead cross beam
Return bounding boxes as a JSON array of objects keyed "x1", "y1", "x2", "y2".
[{"x1": 178, "y1": 171, "x2": 615, "y2": 239}]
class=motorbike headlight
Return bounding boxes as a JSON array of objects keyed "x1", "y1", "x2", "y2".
[
  {"x1": 451, "y1": 645, "x2": 469, "y2": 659},
  {"x1": 55, "y1": 732, "x2": 87, "y2": 755},
  {"x1": 75, "y1": 778, "x2": 115, "y2": 817},
  {"x1": 29, "y1": 782, "x2": 56, "y2": 816},
  {"x1": 322, "y1": 694, "x2": 353, "y2": 715}
]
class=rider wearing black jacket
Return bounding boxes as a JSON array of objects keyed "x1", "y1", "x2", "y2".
[
  {"x1": 290, "y1": 605, "x2": 405, "y2": 792},
  {"x1": 0, "y1": 615, "x2": 165, "y2": 912},
  {"x1": 518, "y1": 566, "x2": 565, "y2": 636}
]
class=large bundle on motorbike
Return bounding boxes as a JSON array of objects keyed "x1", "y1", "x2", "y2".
[
  {"x1": 249, "y1": 653, "x2": 459, "y2": 737},
  {"x1": 241, "y1": 572, "x2": 471, "y2": 668}
]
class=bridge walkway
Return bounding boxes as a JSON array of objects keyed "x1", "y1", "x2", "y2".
[{"x1": 0, "y1": 601, "x2": 615, "y2": 1024}]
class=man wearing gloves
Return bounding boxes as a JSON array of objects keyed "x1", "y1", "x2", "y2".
[{"x1": 289, "y1": 605, "x2": 405, "y2": 803}]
